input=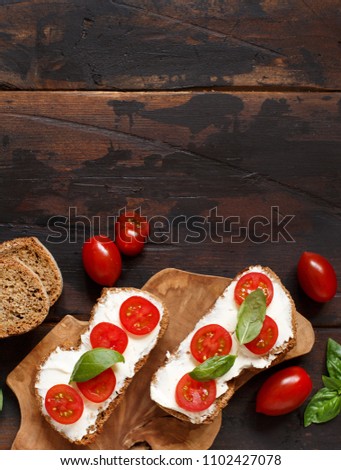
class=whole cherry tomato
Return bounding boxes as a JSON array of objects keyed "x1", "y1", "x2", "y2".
[
  {"x1": 297, "y1": 252, "x2": 337, "y2": 302},
  {"x1": 115, "y1": 211, "x2": 149, "y2": 256},
  {"x1": 82, "y1": 235, "x2": 122, "y2": 286},
  {"x1": 256, "y1": 366, "x2": 313, "y2": 416}
]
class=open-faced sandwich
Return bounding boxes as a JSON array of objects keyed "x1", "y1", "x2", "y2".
[
  {"x1": 150, "y1": 266, "x2": 296, "y2": 424},
  {"x1": 35, "y1": 288, "x2": 168, "y2": 445}
]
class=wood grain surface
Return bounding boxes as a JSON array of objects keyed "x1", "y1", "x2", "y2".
[
  {"x1": 0, "y1": 0, "x2": 340, "y2": 452},
  {"x1": 0, "y1": 1, "x2": 341, "y2": 90}
]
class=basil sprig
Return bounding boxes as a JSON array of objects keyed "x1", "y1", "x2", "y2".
[
  {"x1": 189, "y1": 355, "x2": 237, "y2": 382},
  {"x1": 0, "y1": 388, "x2": 3, "y2": 412},
  {"x1": 304, "y1": 338, "x2": 341, "y2": 426},
  {"x1": 327, "y1": 337, "x2": 341, "y2": 378},
  {"x1": 69, "y1": 348, "x2": 124, "y2": 383},
  {"x1": 236, "y1": 289, "x2": 267, "y2": 344}
]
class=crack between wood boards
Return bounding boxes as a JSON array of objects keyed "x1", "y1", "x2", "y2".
[
  {"x1": 1, "y1": 86, "x2": 341, "y2": 93},
  {"x1": 2, "y1": 112, "x2": 340, "y2": 212}
]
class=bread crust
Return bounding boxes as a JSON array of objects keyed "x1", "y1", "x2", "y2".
[
  {"x1": 0, "y1": 237, "x2": 63, "y2": 305},
  {"x1": 151, "y1": 265, "x2": 297, "y2": 425},
  {"x1": 35, "y1": 288, "x2": 169, "y2": 446},
  {"x1": 0, "y1": 255, "x2": 50, "y2": 338}
]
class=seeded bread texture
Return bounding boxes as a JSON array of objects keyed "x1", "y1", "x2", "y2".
[
  {"x1": 0, "y1": 237, "x2": 63, "y2": 305},
  {"x1": 151, "y1": 265, "x2": 297, "y2": 425},
  {"x1": 35, "y1": 287, "x2": 169, "y2": 446},
  {"x1": 0, "y1": 256, "x2": 50, "y2": 338}
]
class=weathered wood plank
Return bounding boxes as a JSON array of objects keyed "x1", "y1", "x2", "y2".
[
  {"x1": 1, "y1": 91, "x2": 340, "y2": 204},
  {"x1": 0, "y1": 91, "x2": 340, "y2": 329},
  {"x1": 0, "y1": 1, "x2": 340, "y2": 90}
]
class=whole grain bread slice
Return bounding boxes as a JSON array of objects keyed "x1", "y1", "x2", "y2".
[
  {"x1": 0, "y1": 256, "x2": 50, "y2": 338},
  {"x1": 35, "y1": 287, "x2": 169, "y2": 445},
  {"x1": 0, "y1": 237, "x2": 63, "y2": 306},
  {"x1": 150, "y1": 265, "x2": 297, "y2": 425}
]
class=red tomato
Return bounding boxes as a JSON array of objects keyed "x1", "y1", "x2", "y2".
[
  {"x1": 90, "y1": 322, "x2": 128, "y2": 353},
  {"x1": 119, "y1": 295, "x2": 160, "y2": 335},
  {"x1": 45, "y1": 384, "x2": 84, "y2": 424},
  {"x1": 116, "y1": 211, "x2": 149, "y2": 238},
  {"x1": 190, "y1": 324, "x2": 232, "y2": 363},
  {"x1": 115, "y1": 211, "x2": 149, "y2": 256},
  {"x1": 234, "y1": 272, "x2": 274, "y2": 306},
  {"x1": 297, "y1": 252, "x2": 337, "y2": 302},
  {"x1": 77, "y1": 368, "x2": 116, "y2": 403},
  {"x1": 115, "y1": 226, "x2": 145, "y2": 257},
  {"x1": 82, "y1": 235, "x2": 122, "y2": 286},
  {"x1": 256, "y1": 366, "x2": 313, "y2": 416},
  {"x1": 175, "y1": 373, "x2": 216, "y2": 412},
  {"x1": 244, "y1": 316, "x2": 278, "y2": 355}
]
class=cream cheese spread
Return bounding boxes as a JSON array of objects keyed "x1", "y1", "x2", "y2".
[
  {"x1": 150, "y1": 266, "x2": 294, "y2": 424},
  {"x1": 35, "y1": 288, "x2": 164, "y2": 442}
]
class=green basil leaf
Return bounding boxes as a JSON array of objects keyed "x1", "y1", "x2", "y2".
[
  {"x1": 322, "y1": 375, "x2": 341, "y2": 391},
  {"x1": 0, "y1": 389, "x2": 3, "y2": 412},
  {"x1": 304, "y1": 387, "x2": 341, "y2": 427},
  {"x1": 189, "y1": 355, "x2": 237, "y2": 381},
  {"x1": 236, "y1": 289, "x2": 267, "y2": 344},
  {"x1": 69, "y1": 348, "x2": 124, "y2": 383},
  {"x1": 327, "y1": 338, "x2": 341, "y2": 380}
]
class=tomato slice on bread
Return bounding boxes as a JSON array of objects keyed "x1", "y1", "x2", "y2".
[
  {"x1": 77, "y1": 368, "x2": 116, "y2": 403},
  {"x1": 119, "y1": 296, "x2": 160, "y2": 335},
  {"x1": 234, "y1": 272, "x2": 274, "y2": 306},
  {"x1": 190, "y1": 324, "x2": 232, "y2": 363},
  {"x1": 244, "y1": 315, "x2": 278, "y2": 355},
  {"x1": 175, "y1": 373, "x2": 216, "y2": 412},
  {"x1": 45, "y1": 384, "x2": 84, "y2": 424},
  {"x1": 90, "y1": 322, "x2": 128, "y2": 353}
]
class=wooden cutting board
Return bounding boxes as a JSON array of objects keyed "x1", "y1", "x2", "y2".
[{"x1": 7, "y1": 268, "x2": 315, "y2": 450}]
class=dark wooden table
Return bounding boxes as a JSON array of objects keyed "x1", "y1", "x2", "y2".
[{"x1": 0, "y1": 1, "x2": 340, "y2": 450}]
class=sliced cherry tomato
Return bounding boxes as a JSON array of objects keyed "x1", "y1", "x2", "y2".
[
  {"x1": 45, "y1": 384, "x2": 84, "y2": 424},
  {"x1": 297, "y1": 251, "x2": 337, "y2": 302},
  {"x1": 90, "y1": 322, "x2": 128, "y2": 353},
  {"x1": 256, "y1": 366, "x2": 313, "y2": 416},
  {"x1": 115, "y1": 211, "x2": 149, "y2": 256},
  {"x1": 82, "y1": 235, "x2": 122, "y2": 287},
  {"x1": 190, "y1": 324, "x2": 232, "y2": 363},
  {"x1": 77, "y1": 368, "x2": 116, "y2": 403},
  {"x1": 244, "y1": 315, "x2": 278, "y2": 355},
  {"x1": 234, "y1": 272, "x2": 274, "y2": 306},
  {"x1": 119, "y1": 295, "x2": 160, "y2": 335},
  {"x1": 175, "y1": 373, "x2": 216, "y2": 412}
]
